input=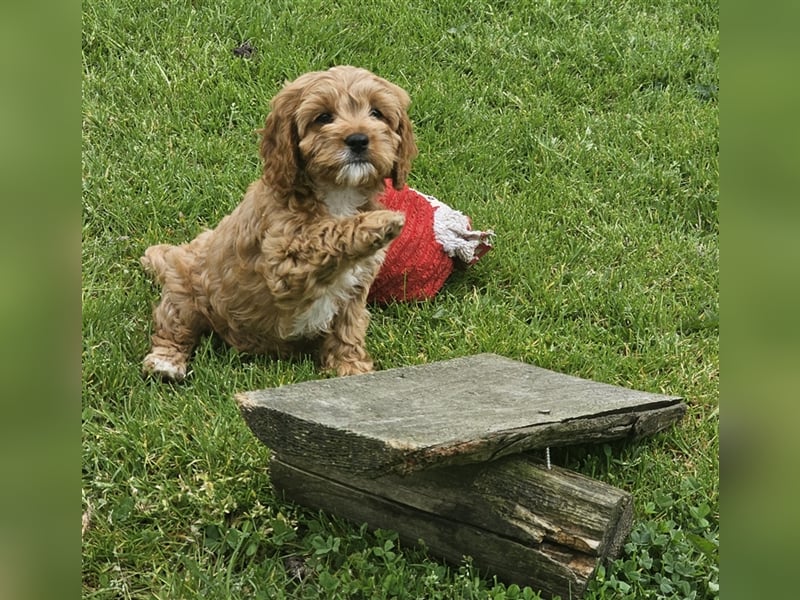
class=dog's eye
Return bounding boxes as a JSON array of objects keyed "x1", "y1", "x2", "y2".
[
  {"x1": 369, "y1": 108, "x2": 384, "y2": 120},
  {"x1": 314, "y1": 113, "x2": 334, "y2": 125}
]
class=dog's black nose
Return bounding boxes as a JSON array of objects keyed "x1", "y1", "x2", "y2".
[{"x1": 345, "y1": 133, "x2": 369, "y2": 153}]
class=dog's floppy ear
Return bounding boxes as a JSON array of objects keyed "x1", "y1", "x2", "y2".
[
  {"x1": 258, "y1": 81, "x2": 305, "y2": 196},
  {"x1": 390, "y1": 89, "x2": 418, "y2": 191}
]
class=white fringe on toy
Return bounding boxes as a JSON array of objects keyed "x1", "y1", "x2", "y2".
[{"x1": 417, "y1": 191, "x2": 495, "y2": 264}]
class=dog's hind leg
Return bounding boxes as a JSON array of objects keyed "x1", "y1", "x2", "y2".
[
  {"x1": 140, "y1": 244, "x2": 173, "y2": 284},
  {"x1": 141, "y1": 245, "x2": 207, "y2": 381}
]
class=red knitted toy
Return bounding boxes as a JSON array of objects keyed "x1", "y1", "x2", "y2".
[{"x1": 368, "y1": 180, "x2": 494, "y2": 304}]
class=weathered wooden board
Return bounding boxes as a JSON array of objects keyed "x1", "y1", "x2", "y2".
[
  {"x1": 237, "y1": 353, "x2": 685, "y2": 475},
  {"x1": 238, "y1": 354, "x2": 685, "y2": 598},
  {"x1": 270, "y1": 452, "x2": 633, "y2": 600}
]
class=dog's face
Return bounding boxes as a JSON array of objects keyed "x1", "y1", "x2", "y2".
[{"x1": 260, "y1": 66, "x2": 417, "y2": 197}]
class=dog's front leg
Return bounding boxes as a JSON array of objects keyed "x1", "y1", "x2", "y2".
[
  {"x1": 260, "y1": 210, "x2": 404, "y2": 374},
  {"x1": 297, "y1": 210, "x2": 404, "y2": 274},
  {"x1": 312, "y1": 211, "x2": 405, "y2": 376},
  {"x1": 320, "y1": 290, "x2": 375, "y2": 377},
  {"x1": 262, "y1": 210, "x2": 405, "y2": 293}
]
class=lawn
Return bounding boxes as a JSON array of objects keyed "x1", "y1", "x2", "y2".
[{"x1": 81, "y1": 0, "x2": 718, "y2": 598}]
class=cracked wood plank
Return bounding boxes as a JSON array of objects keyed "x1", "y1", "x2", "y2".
[
  {"x1": 238, "y1": 353, "x2": 685, "y2": 475},
  {"x1": 270, "y1": 452, "x2": 633, "y2": 600}
]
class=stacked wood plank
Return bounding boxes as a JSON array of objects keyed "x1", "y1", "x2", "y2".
[{"x1": 238, "y1": 354, "x2": 685, "y2": 598}]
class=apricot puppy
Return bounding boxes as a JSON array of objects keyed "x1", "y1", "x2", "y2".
[{"x1": 141, "y1": 66, "x2": 417, "y2": 380}]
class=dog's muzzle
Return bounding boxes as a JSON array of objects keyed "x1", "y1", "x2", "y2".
[{"x1": 336, "y1": 134, "x2": 377, "y2": 186}]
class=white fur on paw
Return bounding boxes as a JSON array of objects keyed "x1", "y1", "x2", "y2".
[{"x1": 143, "y1": 356, "x2": 185, "y2": 381}]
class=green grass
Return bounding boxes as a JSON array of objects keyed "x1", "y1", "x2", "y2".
[{"x1": 82, "y1": 0, "x2": 718, "y2": 598}]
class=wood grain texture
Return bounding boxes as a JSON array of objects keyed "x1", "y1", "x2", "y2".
[
  {"x1": 271, "y1": 453, "x2": 633, "y2": 599},
  {"x1": 238, "y1": 353, "x2": 685, "y2": 475}
]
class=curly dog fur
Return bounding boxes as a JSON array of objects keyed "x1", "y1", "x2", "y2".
[{"x1": 141, "y1": 66, "x2": 417, "y2": 380}]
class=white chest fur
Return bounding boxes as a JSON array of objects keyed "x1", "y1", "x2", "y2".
[
  {"x1": 322, "y1": 188, "x2": 367, "y2": 217},
  {"x1": 289, "y1": 262, "x2": 373, "y2": 338}
]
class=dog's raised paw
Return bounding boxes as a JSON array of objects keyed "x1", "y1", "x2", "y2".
[
  {"x1": 382, "y1": 211, "x2": 406, "y2": 242},
  {"x1": 360, "y1": 210, "x2": 405, "y2": 249}
]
